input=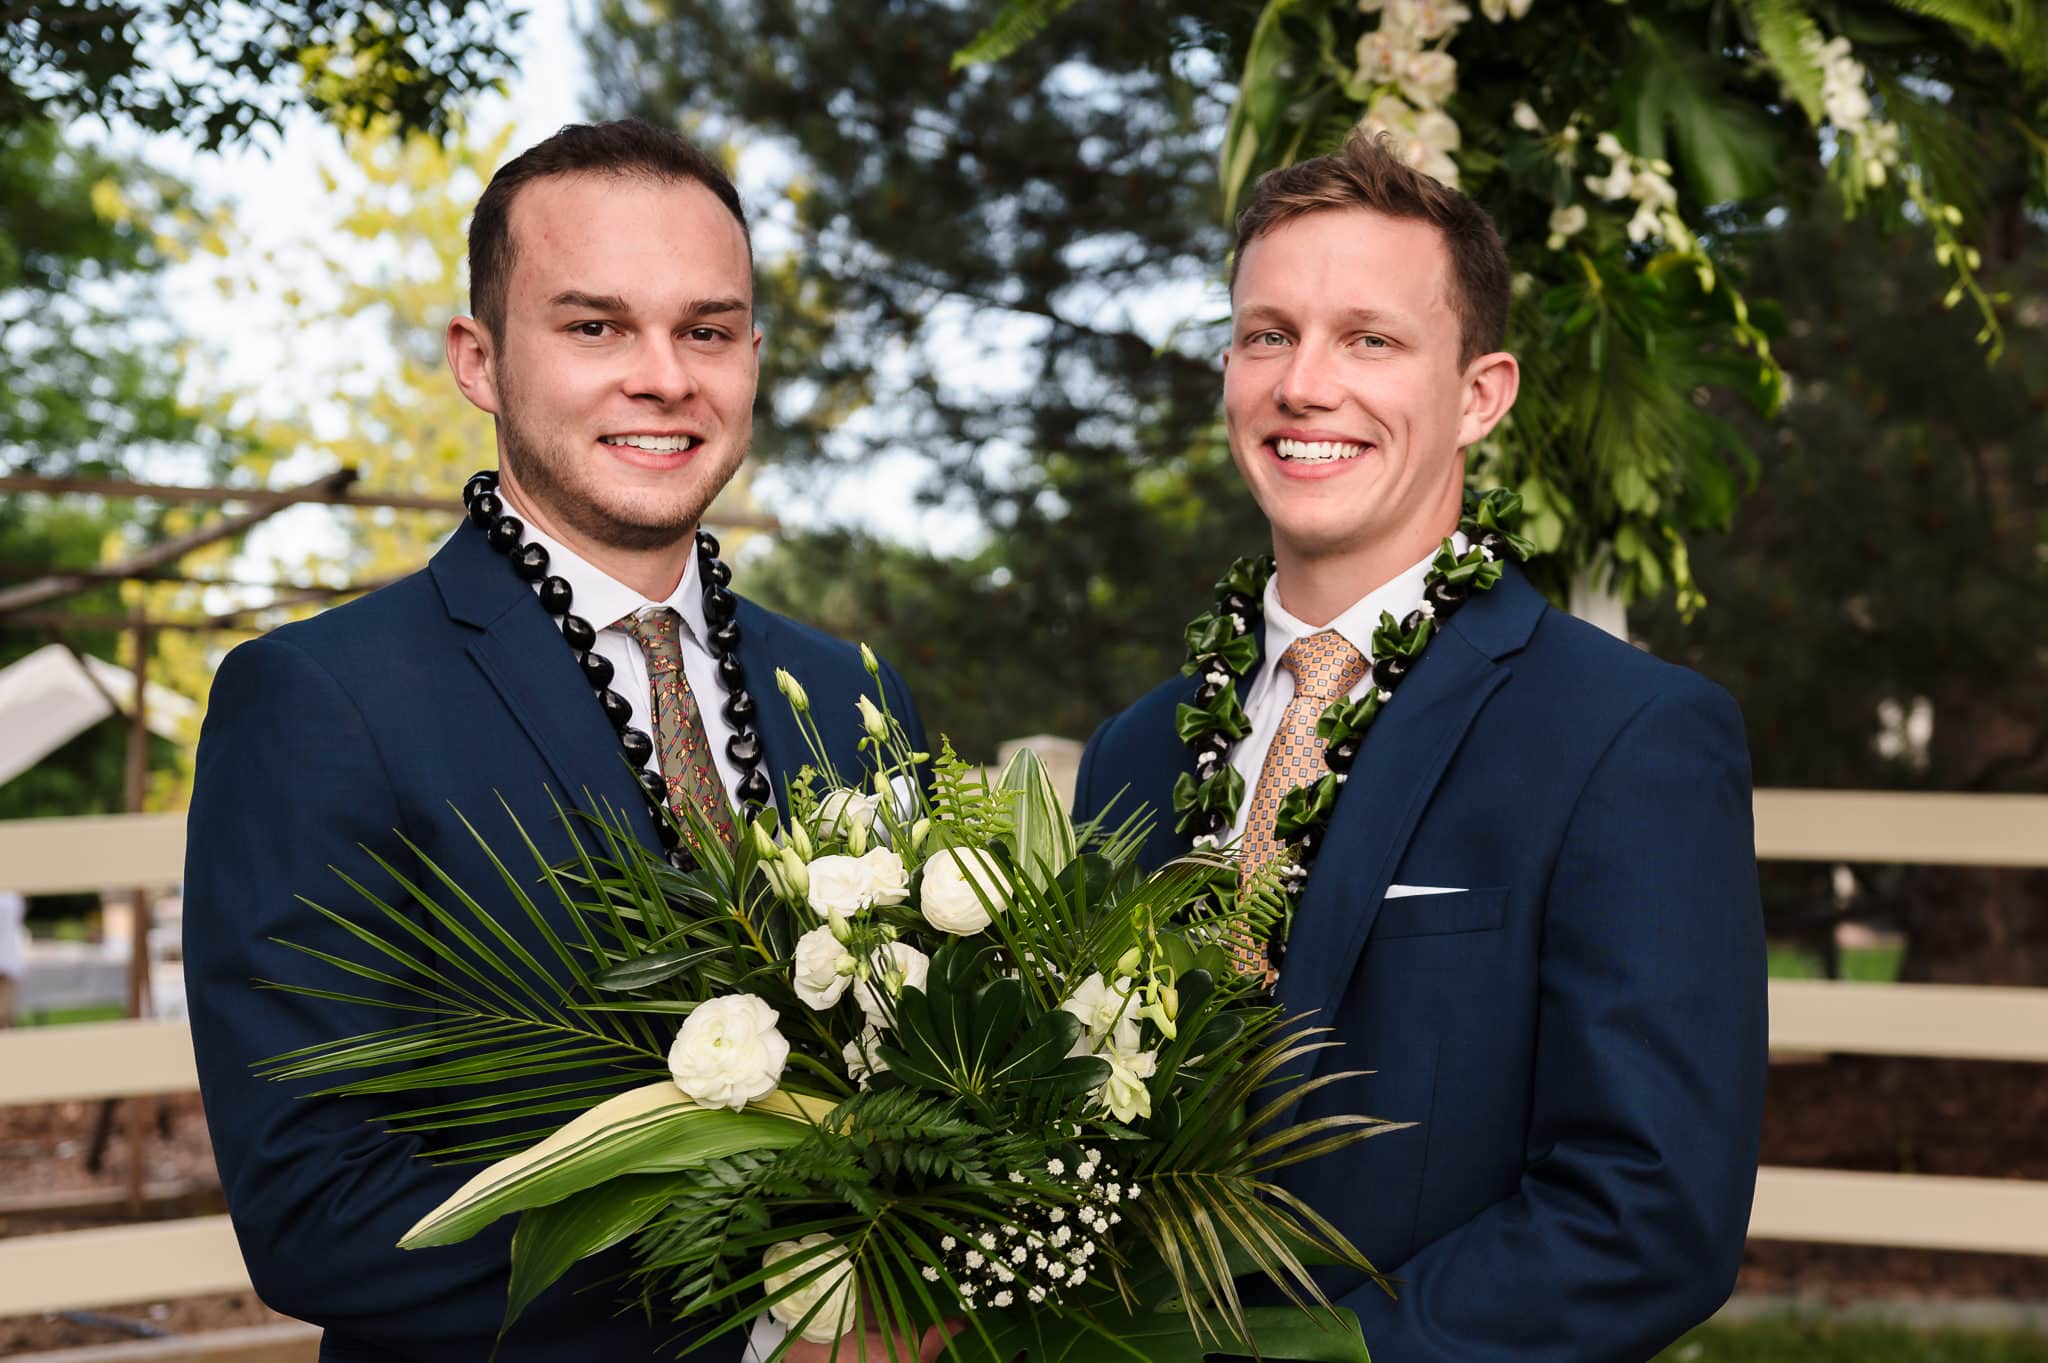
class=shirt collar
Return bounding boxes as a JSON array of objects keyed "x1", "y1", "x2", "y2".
[
  {"x1": 1259, "y1": 531, "x2": 1467, "y2": 683},
  {"x1": 519, "y1": 523, "x2": 709, "y2": 647}
]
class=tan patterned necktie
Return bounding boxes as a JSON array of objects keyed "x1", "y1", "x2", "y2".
[
  {"x1": 1233, "y1": 630, "x2": 1370, "y2": 975},
  {"x1": 619, "y1": 607, "x2": 737, "y2": 851}
]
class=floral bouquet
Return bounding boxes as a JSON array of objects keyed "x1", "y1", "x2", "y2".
[{"x1": 259, "y1": 667, "x2": 1401, "y2": 1360}]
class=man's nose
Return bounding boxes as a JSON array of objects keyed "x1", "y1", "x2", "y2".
[
  {"x1": 1274, "y1": 346, "x2": 1341, "y2": 414},
  {"x1": 622, "y1": 338, "x2": 701, "y2": 403}
]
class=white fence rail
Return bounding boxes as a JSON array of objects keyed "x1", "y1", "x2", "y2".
[{"x1": 2, "y1": 787, "x2": 2045, "y2": 1322}]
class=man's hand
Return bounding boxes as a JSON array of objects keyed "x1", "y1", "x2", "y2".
[{"x1": 783, "y1": 1318, "x2": 964, "y2": 1362}]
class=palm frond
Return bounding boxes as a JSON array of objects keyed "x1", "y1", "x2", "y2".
[{"x1": 951, "y1": 0, "x2": 1084, "y2": 70}]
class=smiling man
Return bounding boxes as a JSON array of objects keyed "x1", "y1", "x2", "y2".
[
  {"x1": 185, "y1": 121, "x2": 933, "y2": 1363},
  {"x1": 1073, "y1": 130, "x2": 1768, "y2": 1361}
]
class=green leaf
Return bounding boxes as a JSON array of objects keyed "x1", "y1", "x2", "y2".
[
  {"x1": 588, "y1": 945, "x2": 729, "y2": 992},
  {"x1": 999, "y1": 745, "x2": 1079, "y2": 889},
  {"x1": 400, "y1": 1082, "x2": 826, "y2": 1250},
  {"x1": 1175, "y1": 687, "x2": 1252, "y2": 745},
  {"x1": 503, "y1": 1171, "x2": 687, "y2": 1331},
  {"x1": 951, "y1": 0, "x2": 1083, "y2": 69}
]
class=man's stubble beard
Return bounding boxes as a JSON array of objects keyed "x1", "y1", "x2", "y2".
[{"x1": 494, "y1": 367, "x2": 748, "y2": 555}]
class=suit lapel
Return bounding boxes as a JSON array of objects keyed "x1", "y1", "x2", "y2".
[
  {"x1": 430, "y1": 525, "x2": 655, "y2": 844},
  {"x1": 734, "y1": 600, "x2": 804, "y2": 820},
  {"x1": 1263, "y1": 567, "x2": 1546, "y2": 1126}
]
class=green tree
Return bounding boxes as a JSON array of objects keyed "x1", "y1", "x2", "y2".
[
  {"x1": 0, "y1": 118, "x2": 248, "y2": 826},
  {"x1": 972, "y1": 0, "x2": 2048, "y2": 617},
  {"x1": 2, "y1": 0, "x2": 523, "y2": 147},
  {"x1": 1634, "y1": 195, "x2": 2048, "y2": 984},
  {"x1": 592, "y1": 0, "x2": 1261, "y2": 754}
]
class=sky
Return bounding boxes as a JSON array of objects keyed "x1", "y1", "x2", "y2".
[{"x1": 136, "y1": 0, "x2": 991, "y2": 563}]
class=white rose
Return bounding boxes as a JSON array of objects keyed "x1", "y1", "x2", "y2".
[
  {"x1": 816, "y1": 787, "x2": 883, "y2": 838},
  {"x1": 763, "y1": 1233, "x2": 856, "y2": 1343},
  {"x1": 855, "y1": 941, "x2": 931, "y2": 1027},
  {"x1": 793, "y1": 924, "x2": 855, "y2": 1011},
  {"x1": 1061, "y1": 972, "x2": 1141, "y2": 1055},
  {"x1": 919, "y1": 846, "x2": 1011, "y2": 936},
  {"x1": 858, "y1": 846, "x2": 910, "y2": 906},
  {"x1": 1095, "y1": 1043, "x2": 1159, "y2": 1124},
  {"x1": 843, "y1": 1027, "x2": 892, "y2": 1088},
  {"x1": 668, "y1": 994, "x2": 788, "y2": 1110},
  {"x1": 806, "y1": 854, "x2": 874, "y2": 924}
]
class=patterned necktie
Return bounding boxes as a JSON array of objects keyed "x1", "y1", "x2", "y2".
[
  {"x1": 1233, "y1": 630, "x2": 1370, "y2": 976},
  {"x1": 618, "y1": 607, "x2": 737, "y2": 851}
]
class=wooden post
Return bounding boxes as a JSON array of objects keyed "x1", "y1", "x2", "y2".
[{"x1": 123, "y1": 609, "x2": 153, "y2": 1217}]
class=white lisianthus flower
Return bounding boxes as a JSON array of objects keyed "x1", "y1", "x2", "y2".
[
  {"x1": 1480, "y1": 0, "x2": 1531, "y2": 21},
  {"x1": 857, "y1": 846, "x2": 911, "y2": 907},
  {"x1": 792, "y1": 924, "x2": 856, "y2": 1010},
  {"x1": 1512, "y1": 100, "x2": 1543, "y2": 132},
  {"x1": 763, "y1": 1234, "x2": 856, "y2": 1343},
  {"x1": 1394, "y1": 49, "x2": 1457, "y2": 109},
  {"x1": 816, "y1": 787, "x2": 883, "y2": 839},
  {"x1": 855, "y1": 941, "x2": 931, "y2": 1026},
  {"x1": 843, "y1": 1027, "x2": 892, "y2": 1088},
  {"x1": 1546, "y1": 203, "x2": 1587, "y2": 250},
  {"x1": 668, "y1": 994, "x2": 788, "y2": 1110},
  {"x1": 919, "y1": 846, "x2": 1011, "y2": 935},
  {"x1": 1061, "y1": 972, "x2": 1142, "y2": 1055},
  {"x1": 1095, "y1": 1043, "x2": 1159, "y2": 1123},
  {"x1": 805, "y1": 854, "x2": 872, "y2": 923}
]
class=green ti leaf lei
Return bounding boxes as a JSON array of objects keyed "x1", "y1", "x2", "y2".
[{"x1": 1170, "y1": 488, "x2": 1531, "y2": 860}]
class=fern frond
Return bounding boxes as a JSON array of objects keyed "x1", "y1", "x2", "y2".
[{"x1": 952, "y1": 0, "x2": 1084, "y2": 70}]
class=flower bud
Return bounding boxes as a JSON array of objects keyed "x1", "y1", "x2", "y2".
[
  {"x1": 908, "y1": 818, "x2": 931, "y2": 855},
  {"x1": 1158, "y1": 983, "x2": 1179, "y2": 1021},
  {"x1": 1114, "y1": 946, "x2": 1144, "y2": 980},
  {"x1": 859, "y1": 642, "x2": 880, "y2": 677},
  {"x1": 789, "y1": 819, "x2": 814, "y2": 861},
  {"x1": 779, "y1": 847, "x2": 811, "y2": 901},
  {"x1": 856, "y1": 694, "x2": 888, "y2": 742},
  {"x1": 750, "y1": 819, "x2": 779, "y2": 861},
  {"x1": 845, "y1": 816, "x2": 870, "y2": 856},
  {"x1": 775, "y1": 668, "x2": 810, "y2": 713},
  {"x1": 829, "y1": 909, "x2": 856, "y2": 946}
]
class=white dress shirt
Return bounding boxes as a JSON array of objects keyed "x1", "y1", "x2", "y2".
[
  {"x1": 517, "y1": 526, "x2": 783, "y2": 1361},
  {"x1": 1228, "y1": 534, "x2": 1466, "y2": 842},
  {"x1": 516, "y1": 525, "x2": 747, "y2": 807}
]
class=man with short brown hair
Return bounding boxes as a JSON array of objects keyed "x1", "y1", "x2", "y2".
[
  {"x1": 1074, "y1": 130, "x2": 1767, "y2": 1361},
  {"x1": 186, "y1": 120, "x2": 931, "y2": 1363}
]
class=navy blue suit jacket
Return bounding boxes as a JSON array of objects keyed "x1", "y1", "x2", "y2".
[
  {"x1": 1073, "y1": 566, "x2": 1766, "y2": 1363},
  {"x1": 185, "y1": 522, "x2": 926, "y2": 1362}
]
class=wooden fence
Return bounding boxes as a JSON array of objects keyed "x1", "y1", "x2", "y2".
[{"x1": 3, "y1": 788, "x2": 2046, "y2": 1337}]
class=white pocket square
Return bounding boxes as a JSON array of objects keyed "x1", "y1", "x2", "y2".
[{"x1": 1385, "y1": 884, "x2": 1466, "y2": 899}]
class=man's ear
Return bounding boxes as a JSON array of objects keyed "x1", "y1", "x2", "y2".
[
  {"x1": 447, "y1": 315, "x2": 501, "y2": 416},
  {"x1": 1455, "y1": 350, "x2": 1519, "y2": 450}
]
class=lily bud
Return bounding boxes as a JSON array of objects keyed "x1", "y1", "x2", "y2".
[
  {"x1": 775, "y1": 668, "x2": 810, "y2": 713},
  {"x1": 779, "y1": 847, "x2": 811, "y2": 901},
  {"x1": 859, "y1": 642, "x2": 881, "y2": 677},
  {"x1": 856, "y1": 694, "x2": 888, "y2": 742},
  {"x1": 1114, "y1": 946, "x2": 1144, "y2": 980}
]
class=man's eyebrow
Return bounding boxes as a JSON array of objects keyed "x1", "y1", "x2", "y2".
[
  {"x1": 685, "y1": 296, "x2": 750, "y2": 319},
  {"x1": 548, "y1": 290, "x2": 630, "y2": 312}
]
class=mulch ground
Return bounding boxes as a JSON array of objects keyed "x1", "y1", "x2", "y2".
[{"x1": 1, "y1": 1057, "x2": 2044, "y2": 1353}]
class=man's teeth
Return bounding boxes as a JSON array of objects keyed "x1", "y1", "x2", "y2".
[
  {"x1": 1274, "y1": 438, "x2": 1367, "y2": 464},
  {"x1": 601, "y1": 435, "x2": 700, "y2": 452}
]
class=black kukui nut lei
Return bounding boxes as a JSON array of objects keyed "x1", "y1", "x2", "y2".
[{"x1": 459, "y1": 469, "x2": 766, "y2": 869}]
